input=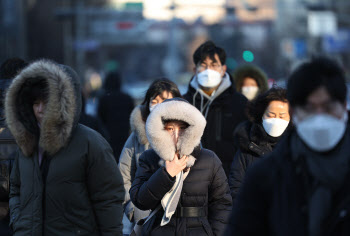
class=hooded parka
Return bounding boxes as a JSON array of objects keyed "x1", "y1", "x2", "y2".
[
  {"x1": 6, "y1": 60, "x2": 124, "y2": 236},
  {"x1": 119, "y1": 105, "x2": 151, "y2": 222},
  {"x1": 130, "y1": 98, "x2": 232, "y2": 236},
  {"x1": 183, "y1": 74, "x2": 247, "y2": 176}
]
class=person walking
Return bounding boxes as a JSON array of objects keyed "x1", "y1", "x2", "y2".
[
  {"x1": 0, "y1": 58, "x2": 28, "y2": 236},
  {"x1": 119, "y1": 78, "x2": 182, "y2": 227},
  {"x1": 233, "y1": 64, "x2": 269, "y2": 101},
  {"x1": 130, "y1": 98, "x2": 232, "y2": 236},
  {"x1": 6, "y1": 60, "x2": 124, "y2": 236},
  {"x1": 98, "y1": 71, "x2": 134, "y2": 161},
  {"x1": 183, "y1": 41, "x2": 248, "y2": 176},
  {"x1": 226, "y1": 57, "x2": 350, "y2": 236},
  {"x1": 229, "y1": 87, "x2": 291, "y2": 203}
]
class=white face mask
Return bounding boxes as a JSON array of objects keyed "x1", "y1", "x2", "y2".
[
  {"x1": 149, "y1": 103, "x2": 157, "y2": 112},
  {"x1": 293, "y1": 112, "x2": 348, "y2": 152},
  {"x1": 242, "y1": 86, "x2": 259, "y2": 100},
  {"x1": 197, "y1": 69, "x2": 222, "y2": 88},
  {"x1": 262, "y1": 118, "x2": 289, "y2": 137}
]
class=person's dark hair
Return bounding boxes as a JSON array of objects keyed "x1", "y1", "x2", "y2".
[
  {"x1": 103, "y1": 71, "x2": 121, "y2": 92},
  {"x1": 140, "y1": 78, "x2": 182, "y2": 121},
  {"x1": 287, "y1": 57, "x2": 346, "y2": 107},
  {"x1": 247, "y1": 86, "x2": 288, "y2": 124},
  {"x1": 193, "y1": 41, "x2": 226, "y2": 66},
  {"x1": 0, "y1": 58, "x2": 28, "y2": 79}
]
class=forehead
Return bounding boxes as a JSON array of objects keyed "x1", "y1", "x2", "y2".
[
  {"x1": 305, "y1": 86, "x2": 332, "y2": 106},
  {"x1": 266, "y1": 101, "x2": 288, "y2": 111},
  {"x1": 200, "y1": 54, "x2": 220, "y2": 64},
  {"x1": 164, "y1": 120, "x2": 187, "y2": 126}
]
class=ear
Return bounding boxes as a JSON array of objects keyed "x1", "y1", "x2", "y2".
[
  {"x1": 289, "y1": 106, "x2": 294, "y2": 118},
  {"x1": 193, "y1": 67, "x2": 197, "y2": 74},
  {"x1": 222, "y1": 65, "x2": 227, "y2": 76}
]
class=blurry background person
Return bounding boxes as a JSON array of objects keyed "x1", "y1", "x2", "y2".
[
  {"x1": 226, "y1": 57, "x2": 350, "y2": 236},
  {"x1": 233, "y1": 64, "x2": 269, "y2": 101},
  {"x1": 130, "y1": 98, "x2": 232, "y2": 236},
  {"x1": 98, "y1": 71, "x2": 134, "y2": 161},
  {"x1": 119, "y1": 78, "x2": 182, "y2": 231},
  {"x1": 229, "y1": 87, "x2": 291, "y2": 203},
  {"x1": 184, "y1": 41, "x2": 248, "y2": 177},
  {"x1": 0, "y1": 58, "x2": 27, "y2": 236}
]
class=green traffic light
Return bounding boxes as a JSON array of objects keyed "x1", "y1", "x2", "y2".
[{"x1": 243, "y1": 50, "x2": 254, "y2": 62}]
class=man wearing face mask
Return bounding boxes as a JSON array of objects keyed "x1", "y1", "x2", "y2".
[
  {"x1": 226, "y1": 57, "x2": 350, "y2": 236},
  {"x1": 183, "y1": 41, "x2": 248, "y2": 176},
  {"x1": 228, "y1": 87, "x2": 291, "y2": 204}
]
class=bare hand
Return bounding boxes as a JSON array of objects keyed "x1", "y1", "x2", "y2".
[{"x1": 165, "y1": 154, "x2": 188, "y2": 177}]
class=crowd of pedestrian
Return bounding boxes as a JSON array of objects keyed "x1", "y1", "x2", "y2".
[{"x1": 0, "y1": 40, "x2": 349, "y2": 236}]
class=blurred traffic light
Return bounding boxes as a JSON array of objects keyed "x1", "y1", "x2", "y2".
[{"x1": 243, "y1": 50, "x2": 254, "y2": 62}]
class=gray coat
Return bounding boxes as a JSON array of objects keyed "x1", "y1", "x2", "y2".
[
  {"x1": 119, "y1": 106, "x2": 150, "y2": 222},
  {"x1": 5, "y1": 60, "x2": 124, "y2": 236}
]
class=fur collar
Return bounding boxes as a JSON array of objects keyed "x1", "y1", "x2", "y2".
[
  {"x1": 130, "y1": 105, "x2": 148, "y2": 145},
  {"x1": 146, "y1": 99, "x2": 206, "y2": 167},
  {"x1": 5, "y1": 60, "x2": 81, "y2": 157}
]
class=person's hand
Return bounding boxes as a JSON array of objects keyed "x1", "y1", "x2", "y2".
[{"x1": 165, "y1": 154, "x2": 188, "y2": 177}]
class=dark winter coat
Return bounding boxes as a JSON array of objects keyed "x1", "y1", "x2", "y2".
[
  {"x1": 0, "y1": 118, "x2": 17, "y2": 235},
  {"x1": 226, "y1": 130, "x2": 350, "y2": 236},
  {"x1": 98, "y1": 84, "x2": 134, "y2": 161},
  {"x1": 130, "y1": 98, "x2": 232, "y2": 236},
  {"x1": 229, "y1": 121, "x2": 278, "y2": 203},
  {"x1": 5, "y1": 60, "x2": 125, "y2": 236},
  {"x1": 183, "y1": 74, "x2": 248, "y2": 176}
]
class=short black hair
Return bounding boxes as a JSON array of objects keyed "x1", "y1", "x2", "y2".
[
  {"x1": 141, "y1": 78, "x2": 182, "y2": 121},
  {"x1": 193, "y1": 41, "x2": 226, "y2": 66},
  {"x1": 0, "y1": 58, "x2": 28, "y2": 79},
  {"x1": 287, "y1": 57, "x2": 346, "y2": 107},
  {"x1": 247, "y1": 86, "x2": 288, "y2": 124}
]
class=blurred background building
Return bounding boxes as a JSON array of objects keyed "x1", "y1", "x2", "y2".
[{"x1": 1, "y1": 0, "x2": 350, "y2": 101}]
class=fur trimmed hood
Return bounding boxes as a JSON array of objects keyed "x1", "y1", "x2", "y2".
[
  {"x1": 130, "y1": 105, "x2": 148, "y2": 145},
  {"x1": 233, "y1": 64, "x2": 268, "y2": 94},
  {"x1": 5, "y1": 60, "x2": 82, "y2": 157},
  {"x1": 146, "y1": 98, "x2": 206, "y2": 167}
]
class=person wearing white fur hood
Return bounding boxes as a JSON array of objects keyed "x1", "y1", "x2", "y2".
[
  {"x1": 130, "y1": 97, "x2": 232, "y2": 236},
  {"x1": 119, "y1": 79, "x2": 182, "y2": 225}
]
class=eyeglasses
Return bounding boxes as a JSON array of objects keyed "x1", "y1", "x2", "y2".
[{"x1": 197, "y1": 63, "x2": 222, "y2": 72}]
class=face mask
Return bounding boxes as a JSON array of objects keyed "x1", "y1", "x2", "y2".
[
  {"x1": 262, "y1": 118, "x2": 289, "y2": 137},
  {"x1": 149, "y1": 103, "x2": 157, "y2": 112},
  {"x1": 197, "y1": 69, "x2": 222, "y2": 88},
  {"x1": 242, "y1": 86, "x2": 259, "y2": 100},
  {"x1": 293, "y1": 112, "x2": 348, "y2": 152}
]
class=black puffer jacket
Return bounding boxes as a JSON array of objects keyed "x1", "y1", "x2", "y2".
[
  {"x1": 183, "y1": 74, "x2": 247, "y2": 176},
  {"x1": 229, "y1": 121, "x2": 279, "y2": 202},
  {"x1": 226, "y1": 130, "x2": 350, "y2": 236},
  {"x1": 130, "y1": 98, "x2": 232, "y2": 236},
  {"x1": 6, "y1": 60, "x2": 124, "y2": 236}
]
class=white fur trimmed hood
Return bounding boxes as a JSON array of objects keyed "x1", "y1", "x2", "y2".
[
  {"x1": 146, "y1": 98, "x2": 206, "y2": 166},
  {"x1": 130, "y1": 105, "x2": 148, "y2": 145},
  {"x1": 5, "y1": 60, "x2": 82, "y2": 157}
]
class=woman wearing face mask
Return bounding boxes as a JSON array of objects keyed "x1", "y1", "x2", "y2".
[
  {"x1": 233, "y1": 64, "x2": 269, "y2": 101},
  {"x1": 130, "y1": 98, "x2": 232, "y2": 236},
  {"x1": 118, "y1": 78, "x2": 182, "y2": 228},
  {"x1": 229, "y1": 87, "x2": 291, "y2": 202}
]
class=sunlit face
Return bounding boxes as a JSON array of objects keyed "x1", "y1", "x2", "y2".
[
  {"x1": 242, "y1": 77, "x2": 258, "y2": 88},
  {"x1": 195, "y1": 54, "x2": 227, "y2": 77},
  {"x1": 164, "y1": 120, "x2": 188, "y2": 146},
  {"x1": 293, "y1": 86, "x2": 346, "y2": 121},
  {"x1": 263, "y1": 100, "x2": 290, "y2": 122},
  {"x1": 33, "y1": 99, "x2": 47, "y2": 125},
  {"x1": 150, "y1": 91, "x2": 174, "y2": 107}
]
